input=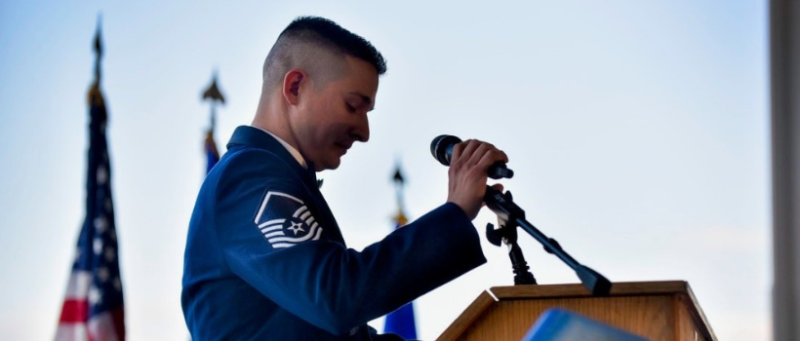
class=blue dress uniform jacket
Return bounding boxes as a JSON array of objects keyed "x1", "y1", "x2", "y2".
[{"x1": 182, "y1": 126, "x2": 487, "y2": 340}]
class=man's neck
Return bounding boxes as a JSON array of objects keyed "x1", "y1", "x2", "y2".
[{"x1": 251, "y1": 116, "x2": 307, "y2": 169}]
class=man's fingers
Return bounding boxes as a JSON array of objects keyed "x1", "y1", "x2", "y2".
[
  {"x1": 466, "y1": 142, "x2": 492, "y2": 166},
  {"x1": 455, "y1": 140, "x2": 503, "y2": 164},
  {"x1": 490, "y1": 183, "x2": 504, "y2": 193},
  {"x1": 451, "y1": 139, "x2": 478, "y2": 165},
  {"x1": 452, "y1": 140, "x2": 510, "y2": 181},
  {"x1": 477, "y1": 148, "x2": 508, "y2": 171}
]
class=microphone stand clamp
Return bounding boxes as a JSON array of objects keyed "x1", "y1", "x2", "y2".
[{"x1": 486, "y1": 207, "x2": 537, "y2": 285}]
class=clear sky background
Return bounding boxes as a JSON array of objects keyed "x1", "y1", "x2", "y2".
[{"x1": 0, "y1": 1, "x2": 769, "y2": 340}]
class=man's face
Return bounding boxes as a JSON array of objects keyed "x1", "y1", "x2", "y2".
[{"x1": 292, "y1": 56, "x2": 379, "y2": 171}]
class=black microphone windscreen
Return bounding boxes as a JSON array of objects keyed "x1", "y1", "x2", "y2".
[{"x1": 430, "y1": 135, "x2": 462, "y2": 165}]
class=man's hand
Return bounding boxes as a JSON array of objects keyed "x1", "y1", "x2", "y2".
[{"x1": 447, "y1": 139, "x2": 508, "y2": 220}]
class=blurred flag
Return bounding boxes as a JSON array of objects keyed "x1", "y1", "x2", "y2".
[
  {"x1": 55, "y1": 24, "x2": 125, "y2": 341},
  {"x1": 204, "y1": 130, "x2": 220, "y2": 174},
  {"x1": 383, "y1": 167, "x2": 417, "y2": 339}
]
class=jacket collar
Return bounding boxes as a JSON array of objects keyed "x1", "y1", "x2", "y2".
[{"x1": 227, "y1": 125, "x2": 318, "y2": 185}]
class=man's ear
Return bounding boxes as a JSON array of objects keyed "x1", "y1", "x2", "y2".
[{"x1": 282, "y1": 69, "x2": 306, "y2": 105}]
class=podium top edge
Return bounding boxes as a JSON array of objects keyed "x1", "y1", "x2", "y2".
[{"x1": 488, "y1": 280, "x2": 690, "y2": 300}]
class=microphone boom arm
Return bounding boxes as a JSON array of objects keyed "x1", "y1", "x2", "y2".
[{"x1": 484, "y1": 186, "x2": 612, "y2": 296}]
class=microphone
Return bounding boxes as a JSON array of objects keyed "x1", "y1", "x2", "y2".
[{"x1": 430, "y1": 135, "x2": 514, "y2": 179}]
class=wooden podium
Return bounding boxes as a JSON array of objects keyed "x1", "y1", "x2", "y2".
[{"x1": 437, "y1": 281, "x2": 716, "y2": 341}]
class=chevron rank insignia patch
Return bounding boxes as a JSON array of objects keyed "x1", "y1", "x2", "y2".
[{"x1": 254, "y1": 191, "x2": 323, "y2": 248}]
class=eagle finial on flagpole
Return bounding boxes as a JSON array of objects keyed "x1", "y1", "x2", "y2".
[
  {"x1": 93, "y1": 14, "x2": 103, "y2": 84},
  {"x1": 88, "y1": 14, "x2": 106, "y2": 114},
  {"x1": 202, "y1": 70, "x2": 226, "y2": 134}
]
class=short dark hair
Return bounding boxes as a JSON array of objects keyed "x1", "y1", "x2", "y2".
[{"x1": 278, "y1": 16, "x2": 387, "y2": 75}]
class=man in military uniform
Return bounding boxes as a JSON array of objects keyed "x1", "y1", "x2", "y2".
[{"x1": 182, "y1": 16, "x2": 508, "y2": 340}]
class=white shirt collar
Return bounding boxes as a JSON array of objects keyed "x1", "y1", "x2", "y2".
[{"x1": 251, "y1": 126, "x2": 307, "y2": 169}]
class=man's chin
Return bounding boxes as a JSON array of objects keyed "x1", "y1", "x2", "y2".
[{"x1": 315, "y1": 158, "x2": 341, "y2": 171}]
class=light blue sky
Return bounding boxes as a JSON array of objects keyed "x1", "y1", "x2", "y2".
[{"x1": 0, "y1": 1, "x2": 769, "y2": 340}]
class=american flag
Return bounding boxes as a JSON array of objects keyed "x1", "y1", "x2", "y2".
[{"x1": 55, "y1": 26, "x2": 125, "y2": 341}]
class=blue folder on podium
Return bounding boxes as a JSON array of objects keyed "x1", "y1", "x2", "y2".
[{"x1": 523, "y1": 309, "x2": 649, "y2": 341}]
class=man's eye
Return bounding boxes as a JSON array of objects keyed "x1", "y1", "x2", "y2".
[{"x1": 345, "y1": 104, "x2": 357, "y2": 113}]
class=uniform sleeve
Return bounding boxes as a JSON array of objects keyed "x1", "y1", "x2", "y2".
[{"x1": 213, "y1": 150, "x2": 486, "y2": 336}]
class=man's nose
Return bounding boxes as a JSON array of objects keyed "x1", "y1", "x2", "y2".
[{"x1": 351, "y1": 113, "x2": 370, "y2": 142}]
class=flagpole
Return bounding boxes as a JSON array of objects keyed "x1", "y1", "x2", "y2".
[
  {"x1": 93, "y1": 16, "x2": 102, "y2": 86},
  {"x1": 384, "y1": 163, "x2": 417, "y2": 339},
  {"x1": 392, "y1": 164, "x2": 407, "y2": 225}
]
